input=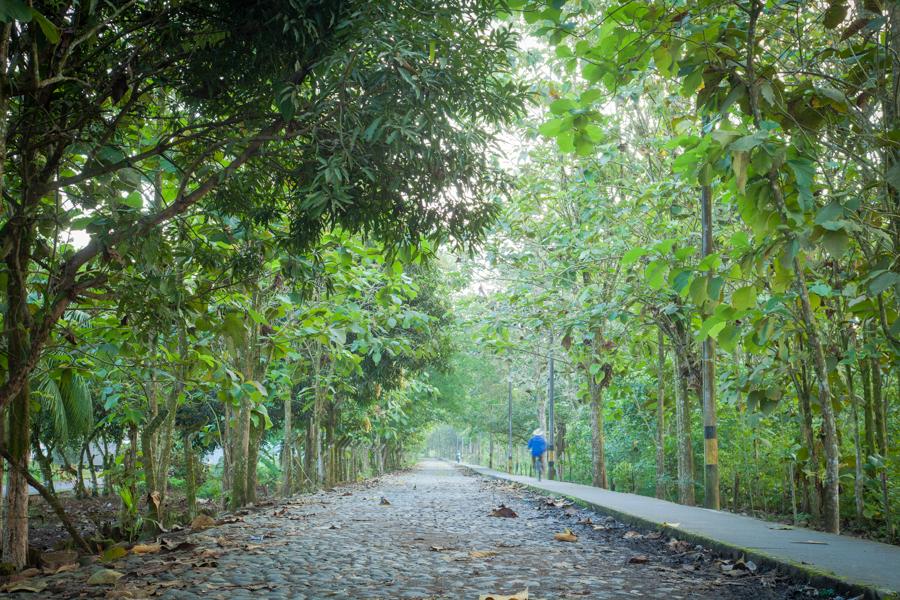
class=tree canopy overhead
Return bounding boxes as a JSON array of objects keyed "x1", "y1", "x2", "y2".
[{"x1": 0, "y1": 0, "x2": 897, "y2": 577}]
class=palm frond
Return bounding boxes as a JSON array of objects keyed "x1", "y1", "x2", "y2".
[
  {"x1": 33, "y1": 373, "x2": 69, "y2": 443},
  {"x1": 59, "y1": 370, "x2": 94, "y2": 440}
]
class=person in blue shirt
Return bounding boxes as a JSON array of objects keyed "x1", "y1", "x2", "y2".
[{"x1": 527, "y1": 428, "x2": 547, "y2": 481}]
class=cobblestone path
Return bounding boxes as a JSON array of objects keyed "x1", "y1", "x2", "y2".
[{"x1": 25, "y1": 460, "x2": 831, "y2": 599}]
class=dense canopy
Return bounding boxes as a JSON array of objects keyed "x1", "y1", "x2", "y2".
[{"x1": 0, "y1": 0, "x2": 896, "y2": 578}]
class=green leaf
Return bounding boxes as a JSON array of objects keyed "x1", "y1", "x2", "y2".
[
  {"x1": 579, "y1": 88, "x2": 603, "y2": 105},
  {"x1": 787, "y1": 158, "x2": 815, "y2": 210},
  {"x1": 729, "y1": 133, "x2": 765, "y2": 152},
  {"x1": 708, "y1": 276, "x2": 725, "y2": 301},
  {"x1": 120, "y1": 192, "x2": 142, "y2": 209},
  {"x1": 732, "y1": 286, "x2": 756, "y2": 311},
  {"x1": 652, "y1": 44, "x2": 672, "y2": 75},
  {"x1": 31, "y1": 9, "x2": 59, "y2": 43},
  {"x1": 0, "y1": 0, "x2": 31, "y2": 22},
  {"x1": 582, "y1": 62, "x2": 606, "y2": 83},
  {"x1": 814, "y1": 200, "x2": 843, "y2": 225},
  {"x1": 868, "y1": 271, "x2": 900, "y2": 296},
  {"x1": 717, "y1": 324, "x2": 741, "y2": 352},
  {"x1": 549, "y1": 99, "x2": 576, "y2": 114},
  {"x1": 538, "y1": 117, "x2": 570, "y2": 138},
  {"x1": 886, "y1": 162, "x2": 900, "y2": 192},
  {"x1": 557, "y1": 130, "x2": 575, "y2": 153},
  {"x1": 823, "y1": 1, "x2": 848, "y2": 29},
  {"x1": 698, "y1": 315, "x2": 726, "y2": 340},
  {"x1": 732, "y1": 151, "x2": 749, "y2": 193},
  {"x1": 644, "y1": 260, "x2": 667, "y2": 290},
  {"x1": 621, "y1": 247, "x2": 648, "y2": 267},
  {"x1": 689, "y1": 276, "x2": 708, "y2": 306},
  {"x1": 821, "y1": 229, "x2": 849, "y2": 258}
]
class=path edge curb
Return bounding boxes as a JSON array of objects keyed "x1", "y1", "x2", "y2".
[{"x1": 460, "y1": 464, "x2": 898, "y2": 600}]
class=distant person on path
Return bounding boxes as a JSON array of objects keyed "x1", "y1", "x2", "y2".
[{"x1": 527, "y1": 428, "x2": 547, "y2": 481}]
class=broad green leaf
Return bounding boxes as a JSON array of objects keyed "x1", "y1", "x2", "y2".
[
  {"x1": 689, "y1": 276, "x2": 707, "y2": 305},
  {"x1": 787, "y1": 158, "x2": 815, "y2": 210},
  {"x1": 868, "y1": 271, "x2": 900, "y2": 296},
  {"x1": 538, "y1": 117, "x2": 570, "y2": 137},
  {"x1": 731, "y1": 286, "x2": 756, "y2": 311},
  {"x1": 621, "y1": 247, "x2": 648, "y2": 267},
  {"x1": 729, "y1": 133, "x2": 765, "y2": 152},
  {"x1": 549, "y1": 99, "x2": 576, "y2": 115},
  {"x1": 644, "y1": 260, "x2": 667, "y2": 290},
  {"x1": 0, "y1": 0, "x2": 31, "y2": 22},
  {"x1": 732, "y1": 150, "x2": 749, "y2": 193},
  {"x1": 31, "y1": 9, "x2": 59, "y2": 43},
  {"x1": 821, "y1": 229, "x2": 849, "y2": 258},
  {"x1": 120, "y1": 192, "x2": 142, "y2": 209}
]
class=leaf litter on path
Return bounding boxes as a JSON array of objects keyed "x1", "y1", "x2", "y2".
[
  {"x1": 479, "y1": 589, "x2": 528, "y2": 600},
  {"x1": 490, "y1": 504, "x2": 518, "y2": 518},
  {"x1": 554, "y1": 528, "x2": 577, "y2": 542}
]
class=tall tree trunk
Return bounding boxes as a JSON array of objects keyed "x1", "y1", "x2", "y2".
[
  {"x1": 230, "y1": 396, "x2": 251, "y2": 509},
  {"x1": 246, "y1": 418, "x2": 262, "y2": 504},
  {"x1": 791, "y1": 357, "x2": 821, "y2": 520},
  {"x1": 673, "y1": 351, "x2": 695, "y2": 506},
  {"x1": 33, "y1": 441, "x2": 55, "y2": 494},
  {"x1": 589, "y1": 388, "x2": 607, "y2": 488},
  {"x1": 861, "y1": 357, "x2": 876, "y2": 457},
  {"x1": 183, "y1": 432, "x2": 197, "y2": 520},
  {"x1": 221, "y1": 402, "x2": 233, "y2": 509},
  {"x1": 85, "y1": 443, "x2": 99, "y2": 496},
  {"x1": 845, "y1": 361, "x2": 865, "y2": 524},
  {"x1": 3, "y1": 222, "x2": 33, "y2": 569},
  {"x1": 655, "y1": 328, "x2": 666, "y2": 499},
  {"x1": 282, "y1": 387, "x2": 294, "y2": 497},
  {"x1": 119, "y1": 425, "x2": 139, "y2": 535}
]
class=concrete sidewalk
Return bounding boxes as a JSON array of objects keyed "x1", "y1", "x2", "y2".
[{"x1": 462, "y1": 463, "x2": 900, "y2": 598}]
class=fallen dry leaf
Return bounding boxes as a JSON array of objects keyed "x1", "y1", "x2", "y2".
[
  {"x1": 87, "y1": 568, "x2": 124, "y2": 585},
  {"x1": 628, "y1": 555, "x2": 649, "y2": 564},
  {"x1": 479, "y1": 590, "x2": 528, "y2": 600},
  {"x1": 190, "y1": 514, "x2": 216, "y2": 531},
  {"x1": 3, "y1": 580, "x2": 48, "y2": 593},
  {"x1": 131, "y1": 543, "x2": 161, "y2": 554},
  {"x1": 16, "y1": 568, "x2": 40, "y2": 579},
  {"x1": 469, "y1": 550, "x2": 499, "y2": 559},
  {"x1": 52, "y1": 563, "x2": 78, "y2": 575},
  {"x1": 623, "y1": 531, "x2": 643, "y2": 540},
  {"x1": 160, "y1": 539, "x2": 197, "y2": 553},
  {"x1": 379, "y1": 496, "x2": 391, "y2": 505},
  {"x1": 554, "y1": 528, "x2": 577, "y2": 543},
  {"x1": 490, "y1": 505, "x2": 518, "y2": 518},
  {"x1": 40, "y1": 549, "x2": 78, "y2": 571},
  {"x1": 100, "y1": 546, "x2": 127, "y2": 562}
]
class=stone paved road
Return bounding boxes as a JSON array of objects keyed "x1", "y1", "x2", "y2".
[{"x1": 20, "y1": 460, "x2": 830, "y2": 599}]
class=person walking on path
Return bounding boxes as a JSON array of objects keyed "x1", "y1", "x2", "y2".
[{"x1": 527, "y1": 428, "x2": 547, "y2": 481}]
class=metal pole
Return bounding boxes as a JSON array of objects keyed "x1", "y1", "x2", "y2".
[
  {"x1": 547, "y1": 340, "x2": 556, "y2": 481},
  {"x1": 507, "y1": 374, "x2": 513, "y2": 474}
]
